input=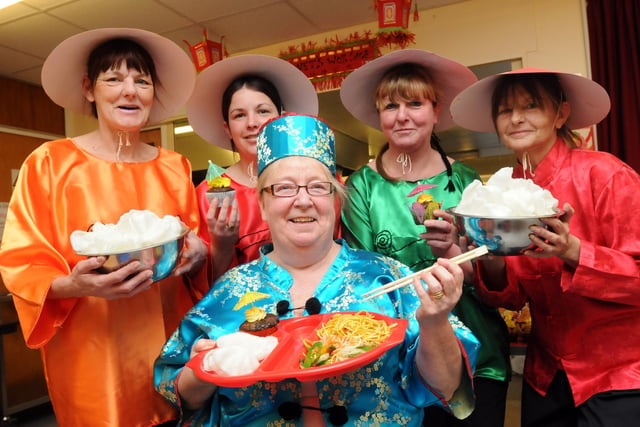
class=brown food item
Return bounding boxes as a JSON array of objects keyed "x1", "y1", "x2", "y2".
[{"x1": 239, "y1": 313, "x2": 279, "y2": 337}]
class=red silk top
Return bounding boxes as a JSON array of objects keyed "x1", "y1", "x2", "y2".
[
  {"x1": 475, "y1": 140, "x2": 640, "y2": 406},
  {"x1": 0, "y1": 139, "x2": 208, "y2": 426}
]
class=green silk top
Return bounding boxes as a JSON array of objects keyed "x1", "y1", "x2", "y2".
[{"x1": 342, "y1": 162, "x2": 511, "y2": 382}]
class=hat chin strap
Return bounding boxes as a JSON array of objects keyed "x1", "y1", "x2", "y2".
[
  {"x1": 115, "y1": 130, "x2": 131, "y2": 162},
  {"x1": 396, "y1": 152, "x2": 412, "y2": 175},
  {"x1": 522, "y1": 151, "x2": 535, "y2": 179}
]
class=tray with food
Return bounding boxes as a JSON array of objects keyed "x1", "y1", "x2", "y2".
[{"x1": 187, "y1": 311, "x2": 408, "y2": 387}]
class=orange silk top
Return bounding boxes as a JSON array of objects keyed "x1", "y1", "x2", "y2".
[{"x1": 0, "y1": 139, "x2": 208, "y2": 426}]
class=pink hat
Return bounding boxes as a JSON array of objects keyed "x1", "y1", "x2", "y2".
[
  {"x1": 339, "y1": 49, "x2": 477, "y2": 131},
  {"x1": 450, "y1": 67, "x2": 611, "y2": 132},
  {"x1": 41, "y1": 28, "x2": 196, "y2": 125},
  {"x1": 186, "y1": 55, "x2": 318, "y2": 149}
]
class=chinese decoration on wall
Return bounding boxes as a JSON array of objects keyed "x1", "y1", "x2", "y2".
[{"x1": 279, "y1": 33, "x2": 379, "y2": 92}]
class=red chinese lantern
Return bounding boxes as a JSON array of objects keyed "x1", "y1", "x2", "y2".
[
  {"x1": 183, "y1": 29, "x2": 225, "y2": 72},
  {"x1": 377, "y1": 0, "x2": 412, "y2": 30},
  {"x1": 374, "y1": 0, "x2": 417, "y2": 49}
]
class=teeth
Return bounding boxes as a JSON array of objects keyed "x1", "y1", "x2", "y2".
[{"x1": 292, "y1": 218, "x2": 314, "y2": 223}]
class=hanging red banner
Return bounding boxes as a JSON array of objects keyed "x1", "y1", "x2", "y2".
[{"x1": 281, "y1": 39, "x2": 379, "y2": 92}]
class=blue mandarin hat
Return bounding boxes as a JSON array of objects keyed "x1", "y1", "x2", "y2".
[{"x1": 257, "y1": 114, "x2": 336, "y2": 176}]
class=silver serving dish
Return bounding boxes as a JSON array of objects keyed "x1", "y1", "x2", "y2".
[
  {"x1": 449, "y1": 208, "x2": 562, "y2": 256},
  {"x1": 77, "y1": 227, "x2": 189, "y2": 281}
]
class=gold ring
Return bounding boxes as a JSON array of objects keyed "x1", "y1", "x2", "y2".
[
  {"x1": 430, "y1": 290, "x2": 445, "y2": 300},
  {"x1": 225, "y1": 224, "x2": 232, "y2": 230}
]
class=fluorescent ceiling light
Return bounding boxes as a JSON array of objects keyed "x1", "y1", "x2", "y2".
[
  {"x1": 174, "y1": 125, "x2": 193, "y2": 135},
  {"x1": 0, "y1": 0, "x2": 22, "y2": 10}
]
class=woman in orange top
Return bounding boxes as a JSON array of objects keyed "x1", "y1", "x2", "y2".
[{"x1": 0, "y1": 28, "x2": 208, "y2": 426}]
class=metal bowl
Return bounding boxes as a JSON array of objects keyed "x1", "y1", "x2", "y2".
[
  {"x1": 77, "y1": 228, "x2": 189, "y2": 281},
  {"x1": 449, "y1": 208, "x2": 561, "y2": 256}
]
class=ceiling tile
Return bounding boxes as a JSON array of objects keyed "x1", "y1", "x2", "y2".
[
  {"x1": 0, "y1": 46, "x2": 40, "y2": 73},
  {"x1": 47, "y1": 0, "x2": 192, "y2": 33},
  {"x1": 0, "y1": 2, "x2": 38, "y2": 24},
  {"x1": 0, "y1": 13, "x2": 81, "y2": 58},
  {"x1": 202, "y1": 3, "x2": 317, "y2": 52},
  {"x1": 154, "y1": 0, "x2": 277, "y2": 22}
]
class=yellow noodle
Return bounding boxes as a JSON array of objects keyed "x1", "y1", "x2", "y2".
[{"x1": 316, "y1": 311, "x2": 396, "y2": 347}]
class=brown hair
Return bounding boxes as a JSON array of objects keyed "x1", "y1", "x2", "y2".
[
  {"x1": 491, "y1": 73, "x2": 582, "y2": 148},
  {"x1": 373, "y1": 63, "x2": 454, "y2": 191}
]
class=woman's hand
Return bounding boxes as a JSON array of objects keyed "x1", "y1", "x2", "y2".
[
  {"x1": 178, "y1": 338, "x2": 218, "y2": 411},
  {"x1": 50, "y1": 257, "x2": 153, "y2": 300},
  {"x1": 413, "y1": 258, "x2": 464, "y2": 322},
  {"x1": 422, "y1": 210, "x2": 474, "y2": 281},
  {"x1": 173, "y1": 231, "x2": 208, "y2": 278},
  {"x1": 420, "y1": 209, "x2": 460, "y2": 258},
  {"x1": 206, "y1": 197, "x2": 240, "y2": 246},
  {"x1": 524, "y1": 203, "x2": 580, "y2": 267}
]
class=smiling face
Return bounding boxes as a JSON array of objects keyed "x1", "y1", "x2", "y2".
[
  {"x1": 84, "y1": 62, "x2": 155, "y2": 132},
  {"x1": 258, "y1": 156, "x2": 336, "y2": 250},
  {"x1": 493, "y1": 83, "x2": 569, "y2": 163},
  {"x1": 223, "y1": 87, "x2": 280, "y2": 160},
  {"x1": 375, "y1": 64, "x2": 441, "y2": 153},
  {"x1": 378, "y1": 96, "x2": 441, "y2": 152}
]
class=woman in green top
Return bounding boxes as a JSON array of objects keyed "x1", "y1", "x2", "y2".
[{"x1": 340, "y1": 49, "x2": 511, "y2": 427}]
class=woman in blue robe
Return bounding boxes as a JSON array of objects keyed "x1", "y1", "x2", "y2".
[{"x1": 154, "y1": 114, "x2": 480, "y2": 426}]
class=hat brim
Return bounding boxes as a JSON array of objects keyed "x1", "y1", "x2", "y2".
[
  {"x1": 41, "y1": 28, "x2": 196, "y2": 125},
  {"x1": 450, "y1": 67, "x2": 611, "y2": 132},
  {"x1": 339, "y1": 49, "x2": 477, "y2": 132},
  {"x1": 186, "y1": 55, "x2": 319, "y2": 149}
]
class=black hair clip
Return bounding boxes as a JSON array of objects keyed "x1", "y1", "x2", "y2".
[
  {"x1": 278, "y1": 401, "x2": 347, "y2": 426},
  {"x1": 276, "y1": 297, "x2": 321, "y2": 316}
]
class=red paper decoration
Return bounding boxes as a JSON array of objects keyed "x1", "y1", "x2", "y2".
[
  {"x1": 377, "y1": 0, "x2": 413, "y2": 30},
  {"x1": 183, "y1": 29, "x2": 225, "y2": 72},
  {"x1": 374, "y1": 0, "x2": 417, "y2": 49},
  {"x1": 280, "y1": 33, "x2": 380, "y2": 92}
]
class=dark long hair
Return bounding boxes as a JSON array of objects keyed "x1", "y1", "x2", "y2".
[
  {"x1": 221, "y1": 75, "x2": 283, "y2": 152},
  {"x1": 86, "y1": 38, "x2": 158, "y2": 118}
]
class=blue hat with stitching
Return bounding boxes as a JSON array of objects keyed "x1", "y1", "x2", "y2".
[{"x1": 257, "y1": 114, "x2": 336, "y2": 176}]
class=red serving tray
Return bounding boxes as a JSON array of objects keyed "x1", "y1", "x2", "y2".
[{"x1": 187, "y1": 311, "x2": 408, "y2": 387}]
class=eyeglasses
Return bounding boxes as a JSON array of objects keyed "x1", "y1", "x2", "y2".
[{"x1": 262, "y1": 182, "x2": 334, "y2": 198}]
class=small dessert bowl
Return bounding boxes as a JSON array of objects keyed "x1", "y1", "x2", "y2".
[{"x1": 206, "y1": 188, "x2": 236, "y2": 205}]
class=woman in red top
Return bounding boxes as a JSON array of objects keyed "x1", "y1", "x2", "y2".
[
  {"x1": 451, "y1": 68, "x2": 640, "y2": 427},
  {"x1": 186, "y1": 55, "x2": 318, "y2": 280}
]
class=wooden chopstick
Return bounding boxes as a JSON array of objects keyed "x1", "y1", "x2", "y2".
[{"x1": 361, "y1": 245, "x2": 488, "y2": 301}]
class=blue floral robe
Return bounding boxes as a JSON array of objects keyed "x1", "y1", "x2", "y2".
[{"x1": 154, "y1": 240, "x2": 479, "y2": 426}]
